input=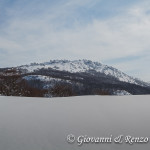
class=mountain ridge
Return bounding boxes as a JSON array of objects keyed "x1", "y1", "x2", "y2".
[{"x1": 17, "y1": 59, "x2": 149, "y2": 87}]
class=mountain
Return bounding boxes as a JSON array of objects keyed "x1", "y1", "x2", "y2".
[
  {"x1": 0, "y1": 59, "x2": 150, "y2": 97},
  {"x1": 18, "y1": 59, "x2": 149, "y2": 86}
]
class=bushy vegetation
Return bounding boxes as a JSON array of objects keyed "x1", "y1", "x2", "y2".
[{"x1": 0, "y1": 74, "x2": 46, "y2": 97}]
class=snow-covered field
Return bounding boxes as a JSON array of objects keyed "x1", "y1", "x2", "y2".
[{"x1": 0, "y1": 95, "x2": 149, "y2": 150}]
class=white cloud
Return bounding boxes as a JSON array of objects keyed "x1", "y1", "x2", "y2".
[{"x1": 0, "y1": 0, "x2": 150, "y2": 81}]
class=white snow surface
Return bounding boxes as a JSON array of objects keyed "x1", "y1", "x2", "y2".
[
  {"x1": 0, "y1": 95, "x2": 150, "y2": 150},
  {"x1": 23, "y1": 75, "x2": 72, "y2": 89},
  {"x1": 23, "y1": 75, "x2": 64, "y2": 82},
  {"x1": 113, "y1": 90, "x2": 131, "y2": 96},
  {"x1": 18, "y1": 60, "x2": 149, "y2": 86}
]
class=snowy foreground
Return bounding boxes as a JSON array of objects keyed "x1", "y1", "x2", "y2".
[{"x1": 0, "y1": 95, "x2": 150, "y2": 150}]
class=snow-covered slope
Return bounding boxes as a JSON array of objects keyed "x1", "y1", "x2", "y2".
[
  {"x1": 18, "y1": 60, "x2": 149, "y2": 87},
  {"x1": 23, "y1": 75, "x2": 72, "y2": 90}
]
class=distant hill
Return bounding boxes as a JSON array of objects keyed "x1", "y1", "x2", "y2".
[{"x1": 0, "y1": 60, "x2": 150, "y2": 97}]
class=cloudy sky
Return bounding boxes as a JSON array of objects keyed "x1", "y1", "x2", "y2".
[{"x1": 0, "y1": 0, "x2": 150, "y2": 81}]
